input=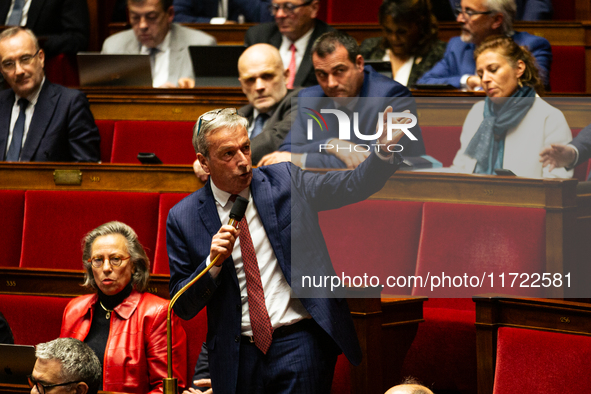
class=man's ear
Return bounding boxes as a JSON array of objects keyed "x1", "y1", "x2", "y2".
[
  {"x1": 309, "y1": 0, "x2": 320, "y2": 19},
  {"x1": 167, "y1": 6, "x2": 174, "y2": 24},
  {"x1": 197, "y1": 153, "x2": 211, "y2": 175},
  {"x1": 355, "y1": 54, "x2": 364, "y2": 71},
  {"x1": 75, "y1": 382, "x2": 89, "y2": 394},
  {"x1": 491, "y1": 12, "x2": 503, "y2": 31},
  {"x1": 38, "y1": 49, "x2": 45, "y2": 69}
]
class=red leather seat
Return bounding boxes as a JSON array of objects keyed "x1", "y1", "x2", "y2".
[{"x1": 0, "y1": 190, "x2": 25, "y2": 267}]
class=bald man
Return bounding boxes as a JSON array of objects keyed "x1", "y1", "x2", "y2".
[
  {"x1": 193, "y1": 43, "x2": 298, "y2": 180},
  {"x1": 237, "y1": 43, "x2": 299, "y2": 165},
  {"x1": 385, "y1": 383, "x2": 434, "y2": 394}
]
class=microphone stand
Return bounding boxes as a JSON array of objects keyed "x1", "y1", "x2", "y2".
[{"x1": 163, "y1": 196, "x2": 248, "y2": 394}]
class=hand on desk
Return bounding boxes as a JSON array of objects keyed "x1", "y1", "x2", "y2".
[{"x1": 467, "y1": 75, "x2": 482, "y2": 91}]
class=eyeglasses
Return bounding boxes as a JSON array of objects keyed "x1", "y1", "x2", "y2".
[
  {"x1": 454, "y1": 7, "x2": 492, "y2": 19},
  {"x1": 1, "y1": 49, "x2": 40, "y2": 72},
  {"x1": 269, "y1": 0, "x2": 314, "y2": 16},
  {"x1": 28, "y1": 375, "x2": 83, "y2": 394},
  {"x1": 88, "y1": 254, "x2": 131, "y2": 268},
  {"x1": 195, "y1": 108, "x2": 237, "y2": 137}
]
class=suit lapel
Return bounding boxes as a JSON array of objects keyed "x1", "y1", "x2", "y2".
[
  {"x1": 167, "y1": 25, "x2": 183, "y2": 82},
  {"x1": 20, "y1": 81, "x2": 58, "y2": 161},
  {"x1": 250, "y1": 170, "x2": 285, "y2": 270},
  {"x1": 197, "y1": 183, "x2": 240, "y2": 288},
  {"x1": 26, "y1": 0, "x2": 43, "y2": 28},
  {"x1": 0, "y1": 91, "x2": 15, "y2": 160},
  {"x1": 0, "y1": 0, "x2": 10, "y2": 22},
  {"x1": 294, "y1": 21, "x2": 321, "y2": 87}
]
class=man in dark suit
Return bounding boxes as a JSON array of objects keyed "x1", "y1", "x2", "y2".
[
  {"x1": 237, "y1": 43, "x2": 300, "y2": 165},
  {"x1": 272, "y1": 31, "x2": 425, "y2": 169},
  {"x1": 0, "y1": 0, "x2": 89, "y2": 58},
  {"x1": 418, "y1": 0, "x2": 551, "y2": 89},
  {"x1": 173, "y1": 0, "x2": 273, "y2": 23},
  {"x1": 244, "y1": 0, "x2": 333, "y2": 88},
  {"x1": 167, "y1": 107, "x2": 405, "y2": 394},
  {"x1": 0, "y1": 28, "x2": 100, "y2": 162},
  {"x1": 540, "y1": 125, "x2": 591, "y2": 180}
]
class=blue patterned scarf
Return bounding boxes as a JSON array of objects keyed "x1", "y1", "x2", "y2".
[{"x1": 465, "y1": 86, "x2": 536, "y2": 174}]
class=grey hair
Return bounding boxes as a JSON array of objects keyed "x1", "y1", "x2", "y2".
[
  {"x1": 81, "y1": 221, "x2": 150, "y2": 292},
  {"x1": 35, "y1": 338, "x2": 102, "y2": 394},
  {"x1": 485, "y1": 0, "x2": 516, "y2": 35},
  {"x1": 192, "y1": 108, "x2": 249, "y2": 157},
  {"x1": 0, "y1": 27, "x2": 40, "y2": 52}
]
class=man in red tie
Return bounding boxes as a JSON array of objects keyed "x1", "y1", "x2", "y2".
[
  {"x1": 244, "y1": 0, "x2": 333, "y2": 88},
  {"x1": 167, "y1": 107, "x2": 406, "y2": 393}
]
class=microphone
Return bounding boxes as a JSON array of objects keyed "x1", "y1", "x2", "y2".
[
  {"x1": 164, "y1": 195, "x2": 249, "y2": 394},
  {"x1": 228, "y1": 195, "x2": 248, "y2": 226}
]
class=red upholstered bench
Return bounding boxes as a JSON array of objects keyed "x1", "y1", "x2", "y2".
[
  {"x1": 111, "y1": 121, "x2": 196, "y2": 165},
  {"x1": 0, "y1": 294, "x2": 72, "y2": 345},
  {"x1": 96, "y1": 120, "x2": 116, "y2": 163},
  {"x1": 401, "y1": 202, "x2": 547, "y2": 392},
  {"x1": 0, "y1": 190, "x2": 25, "y2": 268},
  {"x1": 20, "y1": 190, "x2": 159, "y2": 271},
  {"x1": 493, "y1": 327, "x2": 591, "y2": 393},
  {"x1": 319, "y1": 200, "x2": 424, "y2": 295},
  {"x1": 549, "y1": 46, "x2": 585, "y2": 93},
  {"x1": 153, "y1": 193, "x2": 191, "y2": 275},
  {"x1": 419, "y1": 126, "x2": 462, "y2": 167},
  {"x1": 44, "y1": 54, "x2": 79, "y2": 87}
]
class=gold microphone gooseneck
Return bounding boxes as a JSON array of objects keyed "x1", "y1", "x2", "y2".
[{"x1": 163, "y1": 196, "x2": 249, "y2": 394}]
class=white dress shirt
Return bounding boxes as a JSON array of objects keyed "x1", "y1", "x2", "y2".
[
  {"x1": 382, "y1": 50, "x2": 414, "y2": 87},
  {"x1": 5, "y1": 77, "x2": 45, "y2": 157},
  {"x1": 140, "y1": 31, "x2": 171, "y2": 88},
  {"x1": 208, "y1": 180, "x2": 310, "y2": 336},
  {"x1": 279, "y1": 27, "x2": 314, "y2": 76},
  {"x1": 4, "y1": 0, "x2": 32, "y2": 25}
]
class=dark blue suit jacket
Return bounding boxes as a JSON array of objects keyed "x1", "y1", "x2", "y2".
[
  {"x1": 0, "y1": 0, "x2": 89, "y2": 57},
  {"x1": 0, "y1": 82, "x2": 100, "y2": 162},
  {"x1": 280, "y1": 66, "x2": 425, "y2": 168},
  {"x1": 572, "y1": 125, "x2": 591, "y2": 176},
  {"x1": 417, "y1": 32, "x2": 552, "y2": 88},
  {"x1": 172, "y1": 0, "x2": 273, "y2": 23},
  {"x1": 167, "y1": 153, "x2": 400, "y2": 393}
]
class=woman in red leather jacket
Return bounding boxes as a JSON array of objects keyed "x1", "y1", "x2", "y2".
[{"x1": 60, "y1": 221, "x2": 188, "y2": 393}]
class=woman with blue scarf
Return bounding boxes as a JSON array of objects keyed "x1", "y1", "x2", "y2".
[{"x1": 451, "y1": 36, "x2": 572, "y2": 178}]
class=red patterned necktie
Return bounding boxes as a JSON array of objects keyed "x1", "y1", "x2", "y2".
[
  {"x1": 238, "y1": 215, "x2": 273, "y2": 354},
  {"x1": 286, "y1": 43, "x2": 297, "y2": 89}
]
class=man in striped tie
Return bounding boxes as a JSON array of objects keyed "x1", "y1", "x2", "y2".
[{"x1": 168, "y1": 106, "x2": 407, "y2": 394}]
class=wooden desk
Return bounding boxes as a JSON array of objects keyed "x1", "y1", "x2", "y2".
[
  {"x1": 82, "y1": 88, "x2": 591, "y2": 128},
  {"x1": 474, "y1": 294, "x2": 591, "y2": 394}
]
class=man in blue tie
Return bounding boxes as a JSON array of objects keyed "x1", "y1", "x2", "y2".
[{"x1": 0, "y1": 27, "x2": 100, "y2": 162}]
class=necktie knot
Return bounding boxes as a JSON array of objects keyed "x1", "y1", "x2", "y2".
[
  {"x1": 251, "y1": 113, "x2": 269, "y2": 138},
  {"x1": 229, "y1": 194, "x2": 238, "y2": 203},
  {"x1": 18, "y1": 98, "x2": 28, "y2": 112}
]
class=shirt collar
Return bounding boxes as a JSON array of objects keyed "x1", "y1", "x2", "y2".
[
  {"x1": 281, "y1": 26, "x2": 314, "y2": 53},
  {"x1": 210, "y1": 178, "x2": 250, "y2": 208}
]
